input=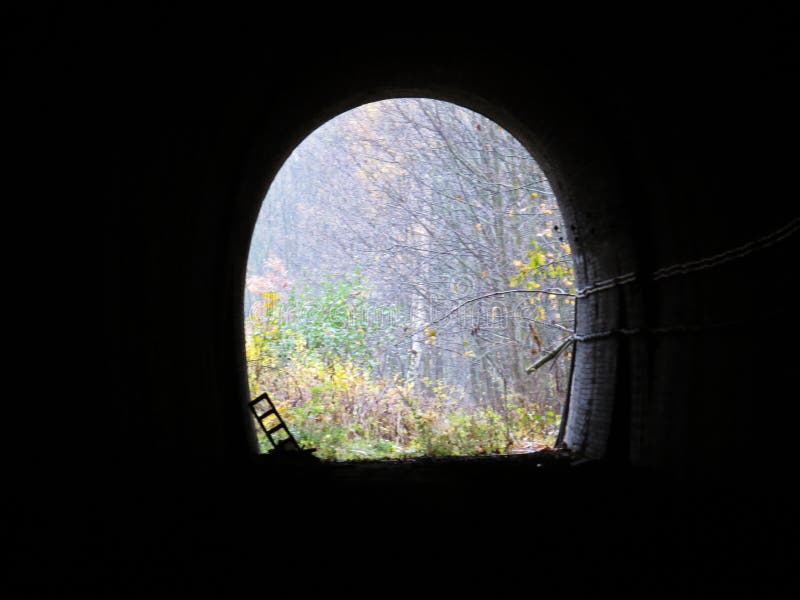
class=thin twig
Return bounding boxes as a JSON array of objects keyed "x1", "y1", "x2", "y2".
[
  {"x1": 525, "y1": 336, "x2": 574, "y2": 373},
  {"x1": 397, "y1": 288, "x2": 576, "y2": 342}
]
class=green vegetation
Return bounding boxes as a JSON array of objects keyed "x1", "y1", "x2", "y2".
[{"x1": 246, "y1": 272, "x2": 562, "y2": 460}]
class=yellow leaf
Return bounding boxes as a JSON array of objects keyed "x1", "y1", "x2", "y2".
[
  {"x1": 262, "y1": 291, "x2": 278, "y2": 310},
  {"x1": 475, "y1": 223, "x2": 482, "y2": 231},
  {"x1": 531, "y1": 192, "x2": 538, "y2": 198}
]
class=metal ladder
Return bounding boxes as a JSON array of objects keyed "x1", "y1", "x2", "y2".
[{"x1": 248, "y1": 392, "x2": 305, "y2": 453}]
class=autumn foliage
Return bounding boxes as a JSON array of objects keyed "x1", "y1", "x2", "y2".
[{"x1": 244, "y1": 99, "x2": 575, "y2": 459}]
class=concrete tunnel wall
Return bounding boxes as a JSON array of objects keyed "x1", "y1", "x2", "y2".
[{"x1": 105, "y1": 29, "x2": 799, "y2": 478}]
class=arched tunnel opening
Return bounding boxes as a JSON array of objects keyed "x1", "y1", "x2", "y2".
[{"x1": 231, "y1": 80, "x2": 654, "y2": 472}]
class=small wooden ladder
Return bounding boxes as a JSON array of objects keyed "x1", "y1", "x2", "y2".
[{"x1": 248, "y1": 392, "x2": 308, "y2": 453}]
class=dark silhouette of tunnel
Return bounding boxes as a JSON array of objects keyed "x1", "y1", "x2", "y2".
[
  {"x1": 19, "y1": 8, "x2": 800, "y2": 594},
  {"x1": 107, "y1": 44, "x2": 798, "y2": 476}
]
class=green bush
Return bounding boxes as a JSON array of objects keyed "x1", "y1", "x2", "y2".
[{"x1": 246, "y1": 273, "x2": 561, "y2": 461}]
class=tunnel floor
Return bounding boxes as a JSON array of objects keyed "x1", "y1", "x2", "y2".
[{"x1": 253, "y1": 446, "x2": 576, "y2": 485}]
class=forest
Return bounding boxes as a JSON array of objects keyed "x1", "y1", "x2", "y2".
[{"x1": 245, "y1": 99, "x2": 575, "y2": 460}]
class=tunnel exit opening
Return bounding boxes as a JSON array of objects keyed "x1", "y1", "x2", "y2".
[{"x1": 243, "y1": 98, "x2": 577, "y2": 461}]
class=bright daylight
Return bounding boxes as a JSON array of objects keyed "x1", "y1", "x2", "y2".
[{"x1": 245, "y1": 99, "x2": 576, "y2": 460}]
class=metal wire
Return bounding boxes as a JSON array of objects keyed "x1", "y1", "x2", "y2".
[
  {"x1": 651, "y1": 216, "x2": 799, "y2": 280},
  {"x1": 570, "y1": 216, "x2": 798, "y2": 342},
  {"x1": 574, "y1": 216, "x2": 799, "y2": 299},
  {"x1": 572, "y1": 314, "x2": 785, "y2": 342},
  {"x1": 575, "y1": 272, "x2": 637, "y2": 298}
]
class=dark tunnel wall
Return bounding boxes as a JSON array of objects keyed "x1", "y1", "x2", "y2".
[
  {"x1": 10, "y1": 9, "x2": 800, "y2": 593},
  {"x1": 101, "y1": 19, "x2": 799, "y2": 479}
]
